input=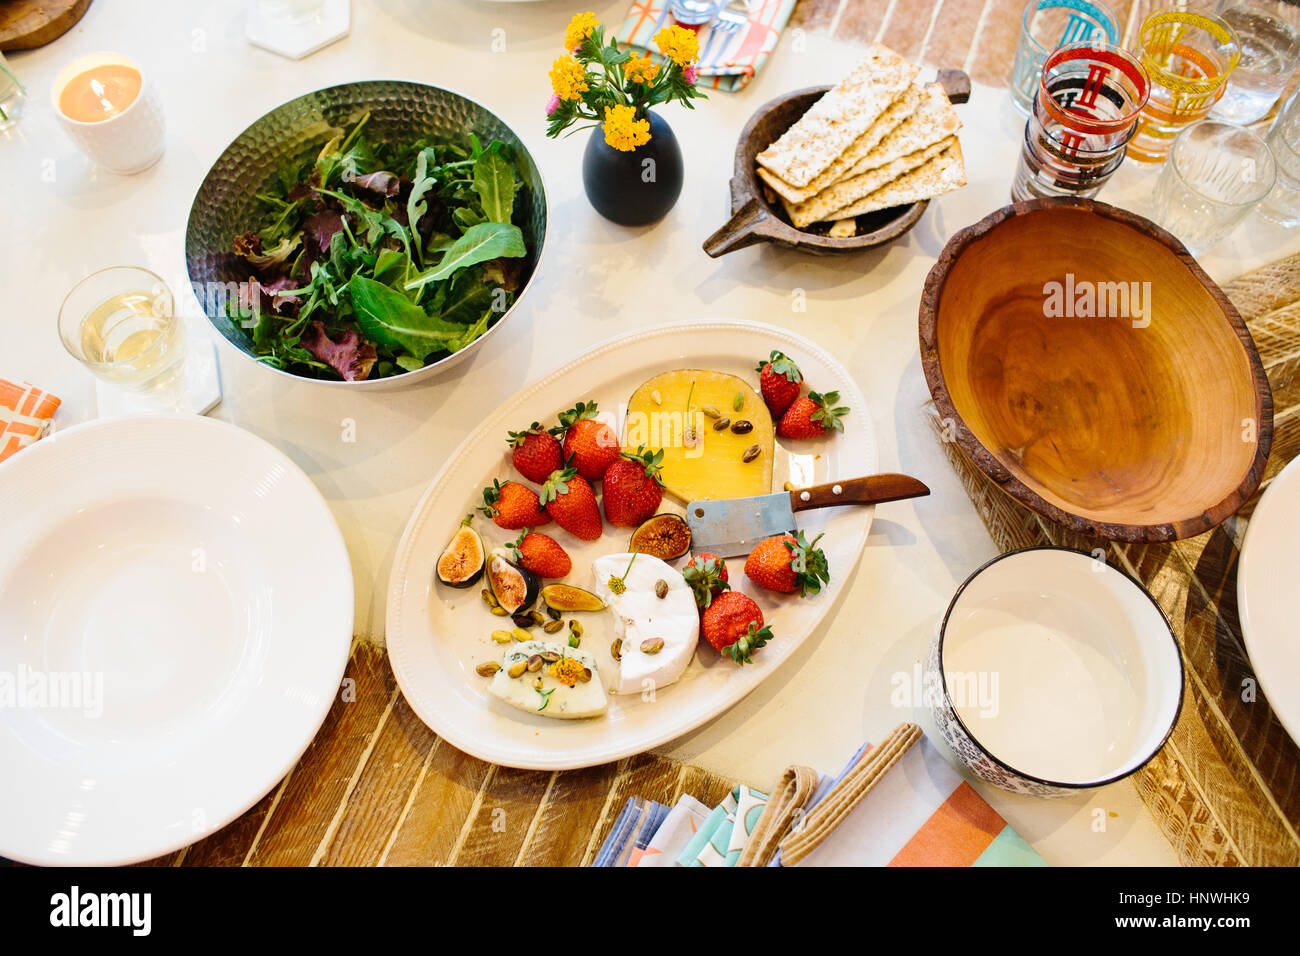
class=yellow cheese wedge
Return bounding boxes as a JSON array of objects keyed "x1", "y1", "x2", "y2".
[{"x1": 624, "y1": 370, "x2": 774, "y2": 502}]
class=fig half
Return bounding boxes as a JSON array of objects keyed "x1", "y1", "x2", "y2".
[
  {"x1": 487, "y1": 550, "x2": 540, "y2": 615},
  {"x1": 628, "y1": 513, "x2": 692, "y2": 561},
  {"x1": 437, "y1": 518, "x2": 486, "y2": 589}
]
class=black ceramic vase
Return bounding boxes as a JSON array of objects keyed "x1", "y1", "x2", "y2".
[{"x1": 582, "y1": 111, "x2": 684, "y2": 226}]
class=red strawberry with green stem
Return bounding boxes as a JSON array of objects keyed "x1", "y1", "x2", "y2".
[
  {"x1": 683, "y1": 552, "x2": 730, "y2": 610},
  {"x1": 507, "y1": 529, "x2": 572, "y2": 578},
  {"x1": 540, "y1": 466, "x2": 604, "y2": 541},
  {"x1": 776, "y1": 390, "x2": 849, "y2": 440},
  {"x1": 602, "y1": 445, "x2": 665, "y2": 527},
  {"x1": 507, "y1": 422, "x2": 563, "y2": 484},
  {"x1": 700, "y1": 591, "x2": 773, "y2": 664},
  {"x1": 558, "y1": 401, "x2": 621, "y2": 481},
  {"x1": 744, "y1": 531, "x2": 830, "y2": 597},
  {"x1": 756, "y1": 350, "x2": 803, "y2": 418},
  {"x1": 478, "y1": 479, "x2": 551, "y2": 530}
]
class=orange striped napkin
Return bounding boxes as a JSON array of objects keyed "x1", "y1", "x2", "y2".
[{"x1": 0, "y1": 380, "x2": 61, "y2": 463}]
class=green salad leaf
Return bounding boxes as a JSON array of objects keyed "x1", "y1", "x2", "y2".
[{"x1": 406, "y1": 222, "x2": 525, "y2": 290}]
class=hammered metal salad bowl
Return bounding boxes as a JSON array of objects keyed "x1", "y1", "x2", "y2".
[{"x1": 186, "y1": 80, "x2": 548, "y2": 390}]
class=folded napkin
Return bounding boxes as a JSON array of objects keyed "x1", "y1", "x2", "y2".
[
  {"x1": 634, "y1": 794, "x2": 711, "y2": 867},
  {"x1": 676, "y1": 784, "x2": 768, "y2": 866},
  {"x1": 736, "y1": 764, "x2": 822, "y2": 867},
  {"x1": 593, "y1": 796, "x2": 670, "y2": 867},
  {"x1": 0, "y1": 379, "x2": 61, "y2": 463},
  {"x1": 777, "y1": 723, "x2": 1047, "y2": 867},
  {"x1": 616, "y1": 0, "x2": 798, "y2": 92}
]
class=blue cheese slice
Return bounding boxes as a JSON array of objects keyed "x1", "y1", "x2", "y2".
[
  {"x1": 592, "y1": 553, "x2": 699, "y2": 695},
  {"x1": 486, "y1": 640, "x2": 607, "y2": 720}
]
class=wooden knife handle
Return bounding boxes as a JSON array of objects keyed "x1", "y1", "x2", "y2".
[{"x1": 788, "y1": 474, "x2": 930, "y2": 512}]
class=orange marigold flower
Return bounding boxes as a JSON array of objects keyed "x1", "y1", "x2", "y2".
[
  {"x1": 549, "y1": 656, "x2": 587, "y2": 687},
  {"x1": 625, "y1": 53, "x2": 660, "y2": 85},
  {"x1": 602, "y1": 104, "x2": 651, "y2": 152},
  {"x1": 549, "y1": 55, "x2": 590, "y2": 102},
  {"x1": 654, "y1": 24, "x2": 700, "y2": 66},
  {"x1": 564, "y1": 11, "x2": 600, "y2": 52}
]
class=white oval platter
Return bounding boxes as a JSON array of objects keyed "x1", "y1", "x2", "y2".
[{"x1": 386, "y1": 320, "x2": 876, "y2": 770}]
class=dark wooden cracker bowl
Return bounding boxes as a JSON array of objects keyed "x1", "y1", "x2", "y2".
[{"x1": 703, "y1": 69, "x2": 970, "y2": 257}]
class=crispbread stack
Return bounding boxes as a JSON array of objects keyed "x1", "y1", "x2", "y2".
[{"x1": 756, "y1": 45, "x2": 966, "y2": 235}]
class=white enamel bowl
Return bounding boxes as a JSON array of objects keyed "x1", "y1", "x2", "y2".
[
  {"x1": 0, "y1": 416, "x2": 353, "y2": 865},
  {"x1": 928, "y1": 547, "x2": 1184, "y2": 796}
]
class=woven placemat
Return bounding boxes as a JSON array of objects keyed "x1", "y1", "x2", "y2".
[{"x1": 929, "y1": 252, "x2": 1300, "y2": 867}]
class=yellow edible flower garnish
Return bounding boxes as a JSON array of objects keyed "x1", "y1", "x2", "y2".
[
  {"x1": 625, "y1": 54, "x2": 660, "y2": 86},
  {"x1": 549, "y1": 656, "x2": 586, "y2": 687},
  {"x1": 564, "y1": 11, "x2": 600, "y2": 52},
  {"x1": 602, "y1": 104, "x2": 651, "y2": 152},
  {"x1": 654, "y1": 25, "x2": 700, "y2": 66},
  {"x1": 549, "y1": 55, "x2": 590, "y2": 102}
]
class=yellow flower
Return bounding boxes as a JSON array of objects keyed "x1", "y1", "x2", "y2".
[
  {"x1": 548, "y1": 656, "x2": 587, "y2": 688},
  {"x1": 602, "y1": 105, "x2": 652, "y2": 152},
  {"x1": 549, "y1": 55, "x2": 589, "y2": 102},
  {"x1": 564, "y1": 11, "x2": 600, "y2": 51},
  {"x1": 625, "y1": 53, "x2": 660, "y2": 85},
  {"x1": 654, "y1": 24, "x2": 700, "y2": 66}
]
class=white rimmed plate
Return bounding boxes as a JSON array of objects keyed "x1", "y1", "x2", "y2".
[
  {"x1": 387, "y1": 320, "x2": 876, "y2": 770},
  {"x1": 1238, "y1": 456, "x2": 1300, "y2": 747},
  {"x1": 0, "y1": 416, "x2": 353, "y2": 865}
]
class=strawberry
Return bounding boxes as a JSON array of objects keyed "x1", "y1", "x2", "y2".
[
  {"x1": 700, "y1": 591, "x2": 772, "y2": 665},
  {"x1": 776, "y1": 390, "x2": 849, "y2": 440},
  {"x1": 506, "y1": 422, "x2": 563, "y2": 484},
  {"x1": 477, "y1": 479, "x2": 550, "y2": 530},
  {"x1": 756, "y1": 350, "x2": 803, "y2": 418},
  {"x1": 602, "y1": 446, "x2": 665, "y2": 527},
  {"x1": 744, "y1": 531, "x2": 830, "y2": 597},
  {"x1": 540, "y1": 467, "x2": 603, "y2": 541},
  {"x1": 558, "y1": 401, "x2": 621, "y2": 480},
  {"x1": 683, "y1": 552, "x2": 730, "y2": 610},
  {"x1": 508, "y1": 529, "x2": 572, "y2": 579}
]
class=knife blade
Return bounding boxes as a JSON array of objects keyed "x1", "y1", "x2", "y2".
[{"x1": 685, "y1": 473, "x2": 930, "y2": 557}]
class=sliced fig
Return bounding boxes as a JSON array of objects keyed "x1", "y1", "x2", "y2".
[
  {"x1": 436, "y1": 517, "x2": 486, "y2": 589},
  {"x1": 487, "y1": 550, "x2": 539, "y2": 615},
  {"x1": 540, "y1": 584, "x2": 606, "y2": 613},
  {"x1": 628, "y1": 513, "x2": 692, "y2": 561}
]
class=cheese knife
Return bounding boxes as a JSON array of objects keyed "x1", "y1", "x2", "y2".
[{"x1": 685, "y1": 474, "x2": 930, "y2": 557}]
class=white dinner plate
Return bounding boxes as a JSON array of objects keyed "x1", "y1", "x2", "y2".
[
  {"x1": 387, "y1": 320, "x2": 876, "y2": 769},
  {"x1": 1237, "y1": 456, "x2": 1300, "y2": 747},
  {"x1": 0, "y1": 416, "x2": 353, "y2": 865}
]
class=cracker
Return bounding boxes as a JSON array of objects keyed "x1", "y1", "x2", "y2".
[
  {"x1": 755, "y1": 45, "x2": 920, "y2": 188},
  {"x1": 786, "y1": 135, "x2": 956, "y2": 227},
  {"x1": 826, "y1": 140, "x2": 967, "y2": 222},
  {"x1": 756, "y1": 84, "x2": 922, "y2": 204},
  {"x1": 838, "y1": 82, "x2": 962, "y2": 181}
]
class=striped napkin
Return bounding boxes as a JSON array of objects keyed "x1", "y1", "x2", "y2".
[
  {"x1": 775, "y1": 724, "x2": 1047, "y2": 867},
  {"x1": 616, "y1": 0, "x2": 798, "y2": 92},
  {"x1": 0, "y1": 380, "x2": 61, "y2": 463}
]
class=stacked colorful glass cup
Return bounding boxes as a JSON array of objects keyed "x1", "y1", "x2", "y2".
[
  {"x1": 1010, "y1": 0, "x2": 1122, "y2": 114},
  {"x1": 1012, "y1": 41, "x2": 1151, "y2": 200},
  {"x1": 1129, "y1": 9, "x2": 1241, "y2": 163}
]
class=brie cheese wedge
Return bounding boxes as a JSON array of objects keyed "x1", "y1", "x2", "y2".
[
  {"x1": 592, "y1": 553, "x2": 699, "y2": 695},
  {"x1": 487, "y1": 640, "x2": 607, "y2": 719}
]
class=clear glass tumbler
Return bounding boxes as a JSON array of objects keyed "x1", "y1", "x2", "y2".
[
  {"x1": 667, "y1": 0, "x2": 723, "y2": 26},
  {"x1": 1260, "y1": 89, "x2": 1300, "y2": 224},
  {"x1": 1010, "y1": 0, "x2": 1121, "y2": 114},
  {"x1": 1211, "y1": 0, "x2": 1300, "y2": 125},
  {"x1": 58, "y1": 267, "x2": 186, "y2": 390},
  {"x1": 0, "y1": 51, "x2": 26, "y2": 131},
  {"x1": 1012, "y1": 42, "x2": 1150, "y2": 200},
  {"x1": 1150, "y1": 121, "x2": 1276, "y2": 253},
  {"x1": 1130, "y1": 10, "x2": 1242, "y2": 164}
]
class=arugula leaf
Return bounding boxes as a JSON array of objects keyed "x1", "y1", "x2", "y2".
[
  {"x1": 372, "y1": 248, "x2": 414, "y2": 288},
  {"x1": 349, "y1": 275, "x2": 473, "y2": 361},
  {"x1": 472, "y1": 148, "x2": 520, "y2": 224},
  {"x1": 406, "y1": 147, "x2": 438, "y2": 266},
  {"x1": 405, "y1": 222, "x2": 524, "y2": 290}
]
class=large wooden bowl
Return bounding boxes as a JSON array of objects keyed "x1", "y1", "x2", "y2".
[{"x1": 920, "y1": 198, "x2": 1272, "y2": 542}]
